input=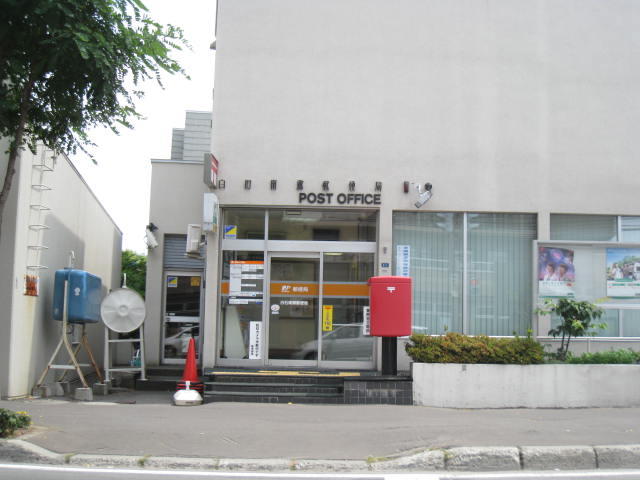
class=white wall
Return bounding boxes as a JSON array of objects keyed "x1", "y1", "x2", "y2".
[
  {"x1": 147, "y1": 0, "x2": 640, "y2": 369},
  {"x1": 0, "y1": 137, "x2": 19, "y2": 398},
  {"x1": 413, "y1": 363, "x2": 640, "y2": 408},
  {"x1": 212, "y1": 0, "x2": 640, "y2": 221},
  {"x1": 145, "y1": 161, "x2": 208, "y2": 365},
  {"x1": 2, "y1": 145, "x2": 121, "y2": 398}
]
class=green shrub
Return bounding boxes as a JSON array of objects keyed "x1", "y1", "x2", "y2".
[
  {"x1": 405, "y1": 332, "x2": 545, "y2": 365},
  {"x1": 566, "y1": 349, "x2": 640, "y2": 364},
  {"x1": 0, "y1": 409, "x2": 31, "y2": 438}
]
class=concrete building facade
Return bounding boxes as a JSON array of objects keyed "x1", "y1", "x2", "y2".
[{"x1": 145, "y1": 0, "x2": 640, "y2": 372}]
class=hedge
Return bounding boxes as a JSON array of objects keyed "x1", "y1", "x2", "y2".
[{"x1": 405, "y1": 332, "x2": 545, "y2": 365}]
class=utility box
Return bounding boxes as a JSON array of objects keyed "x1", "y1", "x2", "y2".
[
  {"x1": 52, "y1": 269, "x2": 102, "y2": 324},
  {"x1": 368, "y1": 276, "x2": 412, "y2": 337}
]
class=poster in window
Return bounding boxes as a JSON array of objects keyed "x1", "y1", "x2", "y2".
[
  {"x1": 606, "y1": 248, "x2": 640, "y2": 298},
  {"x1": 396, "y1": 245, "x2": 410, "y2": 277},
  {"x1": 538, "y1": 247, "x2": 575, "y2": 298}
]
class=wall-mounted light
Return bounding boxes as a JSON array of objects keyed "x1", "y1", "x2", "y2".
[
  {"x1": 218, "y1": 179, "x2": 225, "y2": 190},
  {"x1": 244, "y1": 179, "x2": 252, "y2": 190},
  {"x1": 348, "y1": 181, "x2": 356, "y2": 192},
  {"x1": 403, "y1": 181, "x2": 410, "y2": 193},
  {"x1": 322, "y1": 181, "x2": 330, "y2": 191},
  {"x1": 270, "y1": 179, "x2": 277, "y2": 190},
  {"x1": 375, "y1": 182, "x2": 382, "y2": 192}
]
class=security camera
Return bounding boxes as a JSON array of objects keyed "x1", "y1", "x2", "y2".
[
  {"x1": 415, "y1": 191, "x2": 433, "y2": 208},
  {"x1": 414, "y1": 183, "x2": 433, "y2": 208},
  {"x1": 145, "y1": 227, "x2": 158, "y2": 249}
]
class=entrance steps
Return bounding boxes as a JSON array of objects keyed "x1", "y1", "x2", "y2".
[
  {"x1": 132, "y1": 367, "x2": 413, "y2": 405},
  {"x1": 203, "y1": 370, "x2": 352, "y2": 404}
]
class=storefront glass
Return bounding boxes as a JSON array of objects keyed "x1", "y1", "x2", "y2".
[
  {"x1": 393, "y1": 212, "x2": 536, "y2": 336},
  {"x1": 219, "y1": 251, "x2": 264, "y2": 360},
  {"x1": 550, "y1": 214, "x2": 618, "y2": 242},
  {"x1": 223, "y1": 209, "x2": 266, "y2": 239},
  {"x1": 268, "y1": 256, "x2": 319, "y2": 360},
  {"x1": 537, "y1": 241, "x2": 640, "y2": 337},
  {"x1": 162, "y1": 272, "x2": 202, "y2": 362},
  {"x1": 268, "y1": 209, "x2": 376, "y2": 241},
  {"x1": 321, "y1": 252, "x2": 374, "y2": 361},
  {"x1": 218, "y1": 208, "x2": 377, "y2": 368},
  {"x1": 392, "y1": 212, "x2": 464, "y2": 334},
  {"x1": 467, "y1": 213, "x2": 537, "y2": 335}
]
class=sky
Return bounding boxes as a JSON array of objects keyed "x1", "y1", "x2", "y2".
[{"x1": 71, "y1": 0, "x2": 217, "y2": 254}]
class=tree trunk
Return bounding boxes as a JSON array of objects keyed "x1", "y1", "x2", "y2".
[{"x1": 0, "y1": 76, "x2": 35, "y2": 240}]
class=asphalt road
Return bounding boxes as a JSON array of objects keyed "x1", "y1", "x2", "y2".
[{"x1": 2, "y1": 464, "x2": 640, "y2": 480}]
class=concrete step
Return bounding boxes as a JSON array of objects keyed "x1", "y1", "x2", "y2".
[
  {"x1": 204, "y1": 390, "x2": 344, "y2": 404},
  {"x1": 205, "y1": 381, "x2": 342, "y2": 395}
]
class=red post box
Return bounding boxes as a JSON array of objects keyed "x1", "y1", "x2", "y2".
[{"x1": 368, "y1": 276, "x2": 412, "y2": 337}]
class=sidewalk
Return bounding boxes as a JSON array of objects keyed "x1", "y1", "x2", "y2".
[{"x1": 1, "y1": 390, "x2": 640, "y2": 472}]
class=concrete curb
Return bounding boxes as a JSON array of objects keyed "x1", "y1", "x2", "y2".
[
  {"x1": 521, "y1": 445, "x2": 596, "y2": 470},
  {"x1": 2, "y1": 440, "x2": 640, "y2": 472},
  {"x1": 445, "y1": 447, "x2": 520, "y2": 472},
  {"x1": 596, "y1": 445, "x2": 640, "y2": 469},
  {"x1": 4, "y1": 439, "x2": 63, "y2": 464}
]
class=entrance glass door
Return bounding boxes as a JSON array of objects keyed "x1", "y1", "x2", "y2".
[
  {"x1": 319, "y1": 252, "x2": 375, "y2": 367},
  {"x1": 162, "y1": 272, "x2": 202, "y2": 364},
  {"x1": 268, "y1": 255, "x2": 319, "y2": 364}
]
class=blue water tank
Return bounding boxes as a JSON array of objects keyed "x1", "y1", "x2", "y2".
[{"x1": 52, "y1": 269, "x2": 103, "y2": 324}]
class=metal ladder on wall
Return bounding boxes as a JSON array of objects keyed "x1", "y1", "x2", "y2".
[{"x1": 25, "y1": 146, "x2": 54, "y2": 295}]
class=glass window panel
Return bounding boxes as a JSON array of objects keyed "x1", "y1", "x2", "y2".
[
  {"x1": 268, "y1": 209, "x2": 376, "y2": 241},
  {"x1": 222, "y1": 209, "x2": 265, "y2": 239},
  {"x1": 321, "y1": 253, "x2": 374, "y2": 362},
  {"x1": 269, "y1": 257, "x2": 319, "y2": 360},
  {"x1": 165, "y1": 275, "x2": 200, "y2": 317},
  {"x1": 622, "y1": 310, "x2": 640, "y2": 337},
  {"x1": 537, "y1": 244, "x2": 640, "y2": 307},
  {"x1": 393, "y1": 212, "x2": 463, "y2": 334},
  {"x1": 550, "y1": 309, "x2": 619, "y2": 337},
  {"x1": 219, "y1": 251, "x2": 265, "y2": 360},
  {"x1": 468, "y1": 213, "x2": 537, "y2": 336},
  {"x1": 550, "y1": 214, "x2": 617, "y2": 241},
  {"x1": 592, "y1": 309, "x2": 620, "y2": 337},
  {"x1": 323, "y1": 252, "x2": 374, "y2": 282},
  {"x1": 319, "y1": 299, "x2": 374, "y2": 361},
  {"x1": 621, "y1": 217, "x2": 640, "y2": 242}
]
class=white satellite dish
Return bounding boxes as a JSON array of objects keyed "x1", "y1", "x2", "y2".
[{"x1": 100, "y1": 288, "x2": 146, "y2": 333}]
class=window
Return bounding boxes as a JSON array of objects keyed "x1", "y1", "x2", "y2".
[
  {"x1": 550, "y1": 214, "x2": 640, "y2": 242},
  {"x1": 268, "y1": 209, "x2": 376, "y2": 241},
  {"x1": 393, "y1": 212, "x2": 536, "y2": 336},
  {"x1": 550, "y1": 215, "x2": 617, "y2": 241},
  {"x1": 543, "y1": 214, "x2": 640, "y2": 338}
]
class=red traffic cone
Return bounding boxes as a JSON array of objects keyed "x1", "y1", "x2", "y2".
[
  {"x1": 174, "y1": 337, "x2": 203, "y2": 405},
  {"x1": 181, "y1": 337, "x2": 200, "y2": 383}
]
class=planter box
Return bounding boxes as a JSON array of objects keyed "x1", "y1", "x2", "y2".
[{"x1": 412, "y1": 363, "x2": 640, "y2": 408}]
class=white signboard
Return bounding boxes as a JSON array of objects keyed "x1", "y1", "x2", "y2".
[
  {"x1": 362, "y1": 306, "x2": 371, "y2": 336},
  {"x1": 396, "y1": 245, "x2": 411, "y2": 277},
  {"x1": 249, "y1": 321, "x2": 262, "y2": 359}
]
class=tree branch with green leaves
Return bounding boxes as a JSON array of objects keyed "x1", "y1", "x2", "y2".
[
  {"x1": 535, "y1": 298, "x2": 606, "y2": 361},
  {"x1": 0, "y1": 0, "x2": 189, "y2": 237}
]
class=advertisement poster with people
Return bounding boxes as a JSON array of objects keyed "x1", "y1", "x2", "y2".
[
  {"x1": 606, "y1": 248, "x2": 640, "y2": 298},
  {"x1": 538, "y1": 247, "x2": 576, "y2": 298}
]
